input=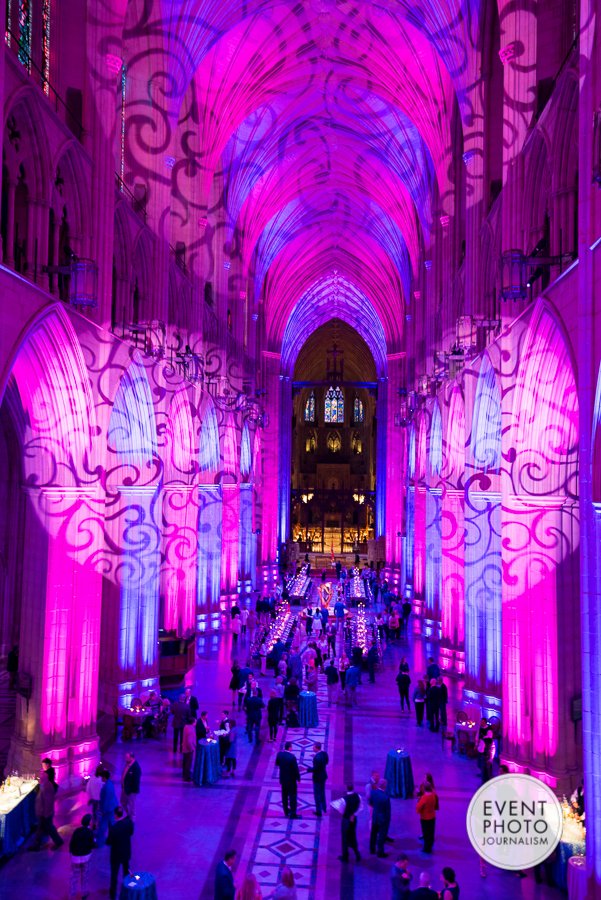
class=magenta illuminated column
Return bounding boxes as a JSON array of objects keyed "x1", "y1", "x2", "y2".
[
  {"x1": 238, "y1": 483, "x2": 253, "y2": 596},
  {"x1": 501, "y1": 496, "x2": 580, "y2": 788},
  {"x1": 8, "y1": 487, "x2": 102, "y2": 783},
  {"x1": 197, "y1": 485, "x2": 222, "y2": 631},
  {"x1": 385, "y1": 354, "x2": 404, "y2": 572},
  {"x1": 440, "y1": 489, "x2": 465, "y2": 673},
  {"x1": 424, "y1": 487, "x2": 442, "y2": 639},
  {"x1": 160, "y1": 485, "x2": 197, "y2": 636},
  {"x1": 260, "y1": 351, "x2": 281, "y2": 576},
  {"x1": 413, "y1": 485, "x2": 427, "y2": 616},
  {"x1": 221, "y1": 482, "x2": 240, "y2": 598}
]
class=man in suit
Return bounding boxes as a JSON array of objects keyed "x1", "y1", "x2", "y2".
[
  {"x1": 275, "y1": 741, "x2": 301, "y2": 818},
  {"x1": 171, "y1": 694, "x2": 187, "y2": 752},
  {"x1": 408, "y1": 871, "x2": 438, "y2": 898},
  {"x1": 245, "y1": 689, "x2": 265, "y2": 743},
  {"x1": 370, "y1": 778, "x2": 392, "y2": 857},
  {"x1": 120, "y1": 752, "x2": 141, "y2": 820},
  {"x1": 106, "y1": 806, "x2": 134, "y2": 900},
  {"x1": 214, "y1": 849, "x2": 236, "y2": 899},
  {"x1": 307, "y1": 742, "x2": 329, "y2": 817},
  {"x1": 339, "y1": 784, "x2": 361, "y2": 862}
]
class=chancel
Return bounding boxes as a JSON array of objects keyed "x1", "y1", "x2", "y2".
[{"x1": 0, "y1": 1, "x2": 599, "y2": 898}]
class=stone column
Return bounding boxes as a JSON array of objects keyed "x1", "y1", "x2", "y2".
[
  {"x1": 277, "y1": 375, "x2": 293, "y2": 547},
  {"x1": 440, "y1": 489, "x2": 465, "y2": 673},
  {"x1": 197, "y1": 484, "x2": 222, "y2": 631},
  {"x1": 463, "y1": 491, "x2": 502, "y2": 714},
  {"x1": 501, "y1": 496, "x2": 580, "y2": 790},
  {"x1": 238, "y1": 482, "x2": 253, "y2": 597},
  {"x1": 259, "y1": 351, "x2": 281, "y2": 571},
  {"x1": 220, "y1": 482, "x2": 240, "y2": 599},
  {"x1": 160, "y1": 484, "x2": 197, "y2": 636},
  {"x1": 8, "y1": 487, "x2": 102, "y2": 783},
  {"x1": 424, "y1": 487, "x2": 442, "y2": 639}
]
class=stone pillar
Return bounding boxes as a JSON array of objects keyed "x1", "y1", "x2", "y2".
[
  {"x1": 99, "y1": 486, "x2": 161, "y2": 711},
  {"x1": 375, "y1": 376, "x2": 387, "y2": 539},
  {"x1": 501, "y1": 496, "x2": 580, "y2": 789},
  {"x1": 277, "y1": 375, "x2": 293, "y2": 547},
  {"x1": 385, "y1": 354, "x2": 404, "y2": 569},
  {"x1": 197, "y1": 484, "x2": 222, "y2": 631},
  {"x1": 221, "y1": 482, "x2": 240, "y2": 599},
  {"x1": 160, "y1": 484, "x2": 197, "y2": 636},
  {"x1": 424, "y1": 487, "x2": 442, "y2": 639},
  {"x1": 440, "y1": 489, "x2": 465, "y2": 673},
  {"x1": 413, "y1": 484, "x2": 427, "y2": 616},
  {"x1": 238, "y1": 482, "x2": 253, "y2": 597},
  {"x1": 8, "y1": 487, "x2": 102, "y2": 783},
  {"x1": 260, "y1": 351, "x2": 281, "y2": 569},
  {"x1": 463, "y1": 491, "x2": 502, "y2": 714}
]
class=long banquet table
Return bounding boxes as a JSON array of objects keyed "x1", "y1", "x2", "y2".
[{"x1": 0, "y1": 778, "x2": 38, "y2": 856}]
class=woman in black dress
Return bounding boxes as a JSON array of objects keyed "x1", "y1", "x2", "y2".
[{"x1": 229, "y1": 660, "x2": 241, "y2": 707}]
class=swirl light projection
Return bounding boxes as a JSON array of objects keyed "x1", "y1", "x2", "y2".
[
  {"x1": 464, "y1": 357, "x2": 502, "y2": 709},
  {"x1": 440, "y1": 388, "x2": 466, "y2": 671},
  {"x1": 502, "y1": 304, "x2": 580, "y2": 780}
]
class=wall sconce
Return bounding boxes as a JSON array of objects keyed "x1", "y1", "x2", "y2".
[
  {"x1": 352, "y1": 491, "x2": 365, "y2": 504},
  {"x1": 301, "y1": 492, "x2": 314, "y2": 504}
]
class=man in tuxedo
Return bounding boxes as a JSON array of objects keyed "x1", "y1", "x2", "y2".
[
  {"x1": 307, "y1": 742, "x2": 329, "y2": 817},
  {"x1": 120, "y1": 752, "x2": 141, "y2": 820},
  {"x1": 275, "y1": 741, "x2": 301, "y2": 818},
  {"x1": 370, "y1": 778, "x2": 392, "y2": 857},
  {"x1": 214, "y1": 849, "x2": 236, "y2": 899},
  {"x1": 408, "y1": 871, "x2": 438, "y2": 898},
  {"x1": 106, "y1": 806, "x2": 134, "y2": 900},
  {"x1": 339, "y1": 784, "x2": 361, "y2": 863}
]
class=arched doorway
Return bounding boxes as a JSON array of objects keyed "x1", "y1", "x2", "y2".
[{"x1": 289, "y1": 320, "x2": 377, "y2": 561}]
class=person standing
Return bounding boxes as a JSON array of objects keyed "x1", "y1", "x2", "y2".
[
  {"x1": 409, "y1": 871, "x2": 438, "y2": 898},
  {"x1": 427, "y1": 679, "x2": 441, "y2": 732},
  {"x1": 86, "y1": 763, "x2": 104, "y2": 832},
  {"x1": 240, "y1": 606, "x2": 249, "y2": 636},
  {"x1": 413, "y1": 680, "x2": 426, "y2": 726},
  {"x1": 232, "y1": 614, "x2": 241, "y2": 643},
  {"x1": 325, "y1": 658, "x2": 339, "y2": 706},
  {"x1": 267, "y1": 690, "x2": 280, "y2": 742},
  {"x1": 266, "y1": 865, "x2": 297, "y2": 899},
  {"x1": 345, "y1": 662, "x2": 360, "y2": 707},
  {"x1": 416, "y1": 783, "x2": 438, "y2": 853},
  {"x1": 396, "y1": 667, "x2": 411, "y2": 712},
  {"x1": 196, "y1": 710, "x2": 210, "y2": 741},
  {"x1": 32, "y1": 768, "x2": 63, "y2": 850},
  {"x1": 171, "y1": 694, "x2": 187, "y2": 752},
  {"x1": 224, "y1": 719, "x2": 239, "y2": 776},
  {"x1": 275, "y1": 741, "x2": 301, "y2": 818},
  {"x1": 367, "y1": 643, "x2": 378, "y2": 684},
  {"x1": 339, "y1": 784, "x2": 361, "y2": 863},
  {"x1": 437, "y1": 677, "x2": 448, "y2": 728},
  {"x1": 68, "y1": 813, "x2": 95, "y2": 899},
  {"x1": 120, "y1": 752, "x2": 141, "y2": 819},
  {"x1": 215, "y1": 849, "x2": 237, "y2": 899},
  {"x1": 247, "y1": 608, "x2": 258, "y2": 644},
  {"x1": 439, "y1": 866, "x2": 460, "y2": 899},
  {"x1": 107, "y1": 806, "x2": 134, "y2": 900},
  {"x1": 426, "y1": 657, "x2": 440, "y2": 680},
  {"x1": 229, "y1": 661, "x2": 241, "y2": 707},
  {"x1": 369, "y1": 778, "x2": 391, "y2": 857},
  {"x1": 97, "y1": 769, "x2": 118, "y2": 848},
  {"x1": 245, "y1": 689, "x2": 265, "y2": 744},
  {"x1": 184, "y1": 686, "x2": 199, "y2": 718},
  {"x1": 307, "y1": 742, "x2": 329, "y2": 817},
  {"x1": 390, "y1": 853, "x2": 412, "y2": 898},
  {"x1": 182, "y1": 716, "x2": 197, "y2": 782}
]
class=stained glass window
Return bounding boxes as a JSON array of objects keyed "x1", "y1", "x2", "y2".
[
  {"x1": 324, "y1": 386, "x2": 344, "y2": 423},
  {"x1": 17, "y1": 0, "x2": 31, "y2": 70},
  {"x1": 304, "y1": 391, "x2": 315, "y2": 423},
  {"x1": 42, "y1": 0, "x2": 51, "y2": 93},
  {"x1": 353, "y1": 396, "x2": 364, "y2": 423}
]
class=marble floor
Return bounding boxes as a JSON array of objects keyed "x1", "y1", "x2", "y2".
[{"x1": 0, "y1": 622, "x2": 562, "y2": 899}]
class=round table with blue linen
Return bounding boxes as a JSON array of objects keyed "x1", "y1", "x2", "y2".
[
  {"x1": 119, "y1": 871, "x2": 157, "y2": 900},
  {"x1": 299, "y1": 691, "x2": 319, "y2": 728},
  {"x1": 384, "y1": 749, "x2": 414, "y2": 798},
  {"x1": 192, "y1": 739, "x2": 221, "y2": 786}
]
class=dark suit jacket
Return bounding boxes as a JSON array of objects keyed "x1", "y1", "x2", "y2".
[
  {"x1": 308, "y1": 750, "x2": 329, "y2": 783},
  {"x1": 123, "y1": 760, "x2": 141, "y2": 795},
  {"x1": 370, "y1": 788, "x2": 391, "y2": 826},
  {"x1": 342, "y1": 791, "x2": 360, "y2": 819},
  {"x1": 408, "y1": 888, "x2": 438, "y2": 899},
  {"x1": 196, "y1": 718, "x2": 208, "y2": 740},
  {"x1": 106, "y1": 816, "x2": 134, "y2": 862},
  {"x1": 275, "y1": 750, "x2": 300, "y2": 786},
  {"x1": 214, "y1": 860, "x2": 235, "y2": 900}
]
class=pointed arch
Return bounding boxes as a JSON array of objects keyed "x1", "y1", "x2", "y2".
[
  {"x1": 240, "y1": 420, "x2": 252, "y2": 480},
  {"x1": 198, "y1": 398, "x2": 220, "y2": 477},
  {"x1": 428, "y1": 402, "x2": 443, "y2": 477},
  {"x1": 108, "y1": 354, "x2": 157, "y2": 465},
  {"x1": 471, "y1": 354, "x2": 502, "y2": 472},
  {"x1": 444, "y1": 386, "x2": 466, "y2": 482},
  {"x1": 167, "y1": 383, "x2": 196, "y2": 476}
]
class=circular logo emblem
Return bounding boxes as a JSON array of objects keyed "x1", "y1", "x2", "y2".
[{"x1": 466, "y1": 774, "x2": 563, "y2": 870}]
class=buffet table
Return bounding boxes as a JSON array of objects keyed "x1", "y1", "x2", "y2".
[
  {"x1": 0, "y1": 778, "x2": 38, "y2": 856},
  {"x1": 193, "y1": 739, "x2": 221, "y2": 786},
  {"x1": 286, "y1": 574, "x2": 311, "y2": 601}
]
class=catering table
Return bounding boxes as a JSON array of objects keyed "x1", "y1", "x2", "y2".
[
  {"x1": 298, "y1": 691, "x2": 319, "y2": 728},
  {"x1": 0, "y1": 779, "x2": 38, "y2": 856},
  {"x1": 567, "y1": 855, "x2": 587, "y2": 900},
  {"x1": 192, "y1": 739, "x2": 221, "y2": 786},
  {"x1": 553, "y1": 821, "x2": 586, "y2": 891},
  {"x1": 384, "y1": 749, "x2": 414, "y2": 799},
  {"x1": 119, "y1": 871, "x2": 158, "y2": 900}
]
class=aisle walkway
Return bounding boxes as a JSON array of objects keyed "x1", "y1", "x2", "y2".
[{"x1": 0, "y1": 624, "x2": 560, "y2": 899}]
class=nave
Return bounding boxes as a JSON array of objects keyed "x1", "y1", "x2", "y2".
[{"x1": 0, "y1": 605, "x2": 559, "y2": 900}]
